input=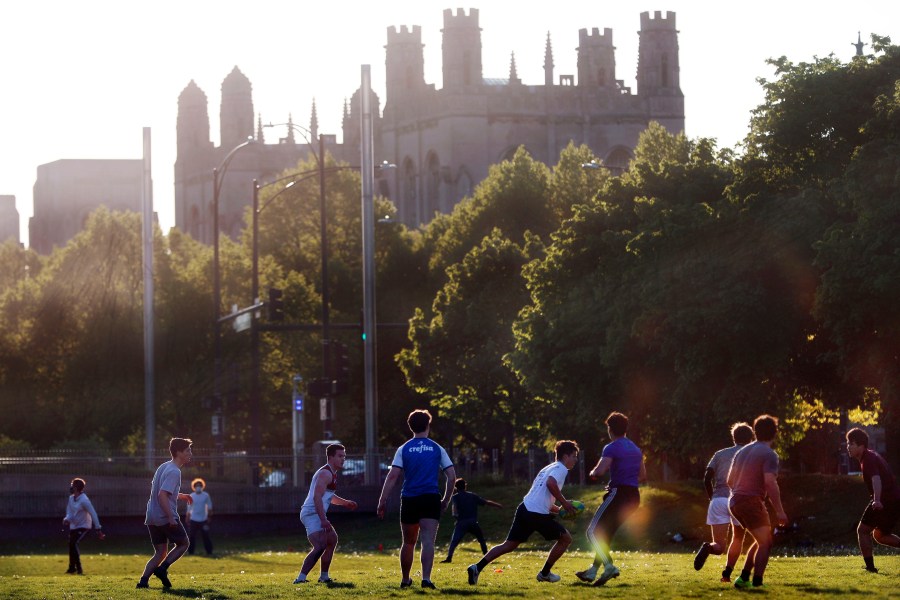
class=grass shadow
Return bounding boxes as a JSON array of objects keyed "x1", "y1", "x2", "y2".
[{"x1": 161, "y1": 588, "x2": 225, "y2": 599}]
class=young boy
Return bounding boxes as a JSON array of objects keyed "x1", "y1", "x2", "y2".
[
  {"x1": 136, "y1": 437, "x2": 194, "y2": 590},
  {"x1": 294, "y1": 443, "x2": 358, "y2": 584},
  {"x1": 467, "y1": 440, "x2": 579, "y2": 585},
  {"x1": 186, "y1": 478, "x2": 213, "y2": 555},
  {"x1": 440, "y1": 478, "x2": 502, "y2": 563},
  {"x1": 846, "y1": 427, "x2": 900, "y2": 573},
  {"x1": 63, "y1": 477, "x2": 104, "y2": 575}
]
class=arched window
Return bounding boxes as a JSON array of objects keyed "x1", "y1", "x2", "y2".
[
  {"x1": 425, "y1": 152, "x2": 440, "y2": 219},
  {"x1": 401, "y1": 157, "x2": 418, "y2": 224},
  {"x1": 190, "y1": 205, "x2": 200, "y2": 240},
  {"x1": 661, "y1": 53, "x2": 669, "y2": 88},
  {"x1": 604, "y1": 147, "x2": 633, "y2": 176}
]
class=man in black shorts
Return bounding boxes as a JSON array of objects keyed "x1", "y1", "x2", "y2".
[
  {"x1": 440, "y1": 478, "x2": 502, "y2": 563},
  {"x1": 847, "y1": 427, "x2": 900, "y2": 573},
  {"x1": 726, "y1": 415, "x2": 788, "y2": 590},
  {"x1": 467, "y1": 441, "x2": 579, "y2": 585}
]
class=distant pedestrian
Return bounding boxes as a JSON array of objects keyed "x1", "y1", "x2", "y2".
[
  {"x1": 136, "y1": 437, "x2": 194, "y2": 590},
  {"x1": 693, "y1": 422, "x2": 753, "y2": 582},
  {"x1": 846, "y1": 427, "x2": 900, "y2": 573},
  {"x1": 727, "y1": 415, "x2": 788, "y2": 590},
  {"x1": 293, "y1": 443, "x2": 358, "y2": 584},
  {"x1": 440, "y1": 478, "x2": 502, "y2": 563},
  {"x1": 576, "y1": 411, "x2": 646, "y2": 587},
  {"x1": 186, "y1": 478, "x2": 213, "y2": 555},
  {"x1": 378, "y1": 409, "x2": 456, "y2": 590},
  {"x1": 467, "y1": 440, "x2": 579, "y2": 586},
  {"x1": 63, "y1": 477, "x2": 104, "y2": 575}
]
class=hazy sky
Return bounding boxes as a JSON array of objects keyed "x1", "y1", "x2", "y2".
[{"x1": 1, "y1": 1, "x2": 895, "y2": 247}]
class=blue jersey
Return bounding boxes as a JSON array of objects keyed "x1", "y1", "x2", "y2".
[
  {"x1": 391, "y1": 437, "x2": 453, "y2": 498},
  {"x1": 602, "y1": 437, "x2": 643, "y2": 488}
]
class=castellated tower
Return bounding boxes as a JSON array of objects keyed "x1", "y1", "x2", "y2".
[
  {"x1": 220, "y1": 66, "x2": 254, "y2": 150},
  {"x1": 578, "y1": 28, "x2": 616, "y2": 87},
  {"x1": 385, "y1": 25, "x2": 426, "y2": 107},
  {"x1": 637, "y1": 11, "x2": 680, "y2": 95},
  {"x1": 441, "y1": 8, "x2": 482, "y2": 89},
  {"x1": 176, "y1": 80, "x2": 212, "y2": 158}
]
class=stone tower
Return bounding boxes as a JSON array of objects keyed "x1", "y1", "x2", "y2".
[
  {"x1": 577, "y1": 27, "x2": 616, "y2": 87},
  {"x1": 176, "y1": 80, "x2": 212, "y2": 159},
  {"x1": 385, "y1": 24, "x2": 426, "y2": 108},
  {"x1": 220, "y1": 66, "x2": 254, "y2": 150},
  {"x1": 636, "y1": 11, "x2": 683, "y2": 132},
  {"x1": 441, "y1": 8, "x2": 482, "y2": 89}
]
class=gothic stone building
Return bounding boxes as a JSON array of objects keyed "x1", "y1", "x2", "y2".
[{"x1": 175, "y1": 9, "x2": 683, "y2": 242}]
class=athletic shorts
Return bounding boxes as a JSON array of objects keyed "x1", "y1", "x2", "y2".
[
  {"x1": 588, "y1": 485, "x2": 640, "y2": 540},
  {"x1": 147, "y1": 523, "x2": 188, "y2": 546},
  {"x1": 860, "y1": 498, "x2": 900, "y2": 535},
  {"x1": 729, "y1": 494, "x2": 770, "y2": 530},
  {"x1": 506, "y1": 502, "x2": 567, "y2": 543},
  {"x1": 300, "y1": 512, "x2": 327, "y2": 535},
  {"x1": 400, "y1": 493, "x2": 441, "y2": 524},
  {"x1": 707, "y1": 496, "x2": 741, "y2": 526}
]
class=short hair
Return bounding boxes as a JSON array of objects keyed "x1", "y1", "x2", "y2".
[
  {"x1": 752, "y1": 415, "x2": 778, "y2": 442},
  {"x1": 191, "y1": 478, "x2": 206, "y2": 490},
  {"x1": 169, "y1": 437, "x2": 193, "y2": 458},
  {"x1": 731, "y1": 422, "x2": 754, "y2": 445},
  {"x1": 454, "y1": 478, "x2": 467, "y2": 492},
  {"x1": 606, "y1": 412, "x2": 629, "y2": 437},
  {"x1": 71, "y1": 478, "x2": 86, "y2": 492},
  {"x1": 555, "y1": 440, "x2": 580, "y2": 460},
  {"x1": 326, "y1": 443, "x2": 346, "y2": 457},
  {"x1": 847, "y1": 427, "x2": 869, "y2": 448},
  {"x1": 407, "y1": 409, "x2": 433, "y2": 434}
]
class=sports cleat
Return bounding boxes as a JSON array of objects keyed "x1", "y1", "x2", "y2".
[
  {"x1": 318, "y1": 577, "x2": 334, "y2": 584},
  {"x1": 733, "y1": 576, "x2": 752, "y2": 589},
  {"x1": 136, "y1": 581, "x2": 149, "y2": 589},
  {"x1": 721, "y1": 576, "x2": 732, "y2": 583},
  {"x1": 400, "y1": 579, "x2": 413, "y2": 588},
  {"x1": 292, "y1": 575, "x2": 308, "y2": 584},
  {"x1": 752, "y1": 583, "x2": 768, "y2": 589},
  {"x1": 440, "y1": 558, "x2": 452, "y2": 563},
  {"x1": 467, "y1": 564, "x2": 480, "y2": 585},
  {"x1": 575, "y1": 565, "x2": 597, "y2": 582},
  {"x1": 536, "y1": 571, "x2": 561, "y2": 583},
  {"x1": 66, "y1": 569, "x2": 77, "y2": 575},
  {"x1": 593, "y1": 565, "x2": 620, "y2": 586},
  {"x1": 865, "y1": 566, "x2": 879, "y2": 573},
  {"x1": 421, "y1": 580, "x2": 437, "y2": 589},
  {"x1": 694, "y1": 542, "x2": 711, "y2": 570},
  {"x1": 152, "y1": 566, "x2": 171, "y2": 588}
]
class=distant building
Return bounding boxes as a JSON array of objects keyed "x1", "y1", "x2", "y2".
[
  {"x1": 29, "y1": 159, "x2": 142, "y2": 254},
  {"x1": 174, "y1": 9, "x2": 684, "y2": 241},
  {"x1": 0, "y1": 195, "x2": 19, "y2": 245}
]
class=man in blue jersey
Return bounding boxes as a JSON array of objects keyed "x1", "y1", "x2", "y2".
[
  {"x1": 846, "y1": 427, "x2": 900, "y2": 574},
  {"x1": 576, "y1": 411, "x2": 646, "y2": 587},
  {"x1": 378, "y1": 409, "x2": 456, "y2": 590},
  {"x1": 466, "y1": 440, "x2": 580, "y2": 586}
]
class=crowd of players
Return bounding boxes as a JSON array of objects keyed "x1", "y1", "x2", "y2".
[{"x1": 63, "y1": 408, "x2": 899, "y2": 591}]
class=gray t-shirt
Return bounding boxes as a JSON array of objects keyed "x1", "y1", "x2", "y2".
[
  {"x1": 707, "y1": 444, "x2": 745, "y2": 499},
  {"x1": 727, "y1": 442, "x2": 778, "y2": 498},
  {"x1": 145, "y1": 460, "x2": 182, "y2": 526}
]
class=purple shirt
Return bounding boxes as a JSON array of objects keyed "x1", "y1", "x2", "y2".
[
  {"x1": 602, "y1": 437, "x2": 643, "y2": 488},
  {"x1": 860, "y1": 449, "x2": 900, "y2": 502},
  {"x1": 727, "y1": 442, "x2": 778, "y2": 498}
]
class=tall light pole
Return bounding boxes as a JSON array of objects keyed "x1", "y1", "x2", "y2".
[{"x1": 212, "y1": 137, "x2": 254, "y2": 457}]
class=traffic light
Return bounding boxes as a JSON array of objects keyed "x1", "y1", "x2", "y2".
[
  {"x1": 330, "y1": 340, "x2": 350, "y2": 394},
  {"x1": 267, "y1": 287, "x2": 284, "y2": 321}
]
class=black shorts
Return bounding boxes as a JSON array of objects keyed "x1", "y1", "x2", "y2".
[
  {"x1": 729, "y1": 494, "x2": 770, "y2": 531},
  {"x1": 400, "y1": 494, "x2": 442, "y2": 524},
  {"x1": 860, "y1": 498, "x2": 900, "y2": 535},
  {"x1": 588, "y1": 485, "x2": 640, "y2": 540},
  {"x1": 506, "y1": 503, "x2": 567, "y2": 543},
  {"x1": 147, "y1": 523, "x2": 188, "y2": 546}
]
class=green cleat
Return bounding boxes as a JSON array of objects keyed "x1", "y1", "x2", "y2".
[{"x1": 734, "y1": 576, "x2": 752, "y2": 589}]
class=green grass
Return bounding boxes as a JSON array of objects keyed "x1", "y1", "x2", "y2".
[{"x1": 1, "y1": 548, "x2": 898, "y2": 599}]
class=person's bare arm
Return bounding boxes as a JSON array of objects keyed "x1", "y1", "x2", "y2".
[
  {"x1": 763, "y1": 472, "x2": 787, "y2": 526},
  {"x1": 546, "y1": 477, "x2": 574, "y2": 514},
  {"x1": 590, "y1": 457, "x2": 613, "y2": 480},
  {"x1": 377, "y1": 467, "x2": 403, "y2": 519},
  {"x1": 872, "y1": 475, "x2": 884, "y2": 509},
  {"x1": 441, "y1": 466, "x2": 457, "y2": 512}
]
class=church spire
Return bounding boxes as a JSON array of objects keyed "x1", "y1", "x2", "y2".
[
  {"x1": 286, "y1": 113, "x2": 296, "y2": 144},
  {"x1": 256, "y1": 113, "x2": 264, "y2": 143},
  {"x1": 853, "y1": 31, "x2": 865, "y2": 56},
  {"x1": 310, "y1": 98, "x2": 319, "y2": 141},
  {"x1": 509, "y1": 51, "x2": 521, "y2": 85},
  {"x1": 544, "y1": 31, "x2": 554, "y2": 87}
]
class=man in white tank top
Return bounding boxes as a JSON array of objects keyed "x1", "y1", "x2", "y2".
[{"x1": 293, "y1": 443, "x2": 358, "y2": 584}]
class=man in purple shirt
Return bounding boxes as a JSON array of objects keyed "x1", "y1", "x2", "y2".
[
  {"x1": 576, "y1": 411, "x2": 645, "y2": 587},
  {"x1": 846, "y1": 427, "x2": 900, "y2": 573},
  {"x1": 726, "y1": 415, "x2": 788, "y2": 590}
]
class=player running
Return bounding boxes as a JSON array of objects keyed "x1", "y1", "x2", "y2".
[
  {"x1": 63, "y1": 477, "x2": 104, "y2": 575},
  {"x1": 440, "y1": 478, "x2": 502, "y2": 563},
  {"x1": 293, "y1": 443, "x2": 358, "y2": 584},
  {"x1": 727, "y1": 415, "x2": 788, "y2": 590},
  {"x1": 846, "y1": 427, "x2": 900, "y2": 573},
  {"x1": 694, "y1": 422, "x2": 753, "y2": 581},
  {"x1": 378, "y1": 409, "x2": 456, "y2": 590},
  {"x1": 576, "y1": 411, "x2": 646, "y2": 587},
  {"x1": 467, "y1": 440, "x2": 579, "y2": 586}
]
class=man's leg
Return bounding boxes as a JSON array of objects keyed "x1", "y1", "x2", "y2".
[
  {"x1": 400, "y1": 522, "x2": 420, "y2": 583},
  {"x1": 872, "y1": 528, "x2": 900, "y2": 548},
  {"x1": 299, "y1": 530, "x2": 328, "y2": 577},
  {"x1": 747, "y1": 525, "x2": 773, "y2": 586},
  {"x1": 709, "y1": 523, "x2": 729, "y2": 554},
  {"x1": 443, "y1": 522, "x2": 465, "y2": 561},
  {"x1": 723, "y1": 525, "x2": 745, "y2": 581},
  {"x1": 471, "y1": 522, "x2": 489, "y2": 554},
  {"x1": 540, "y1": 530, "x2": 572, "y2": 574},
  {"x1": 201, "y1": 525, "x2": 213, "y2": 554},
  {"x1": 319, "y1": 530, "x2": 339, "y2": 580},
  {"x1": 418, "y1": 517, "x2": 440, "y2": 582},
  {"x1": 139, "y1": 543, "x2": 168, "y2": 584},
  {"x1": 67, "y1": 529, "x2": 82, "y2": 573},
  {"x1": 187, "y1": 522, "x2": 197, "y2": 555},
  {"x1": 475, "y1": 540, "x2": 520, "y2": 572}
]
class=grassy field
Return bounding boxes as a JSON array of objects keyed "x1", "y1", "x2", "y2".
[
  {"x1": 2, "y1": 476, "x2": 898, "y2": 598},
  {"x1": 1, "y1": 548, "x2": 898, "y2": 599}
]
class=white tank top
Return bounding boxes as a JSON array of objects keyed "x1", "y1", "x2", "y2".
[{"x1": 300, "y1": 465, "x2": 337, "y2": 516}]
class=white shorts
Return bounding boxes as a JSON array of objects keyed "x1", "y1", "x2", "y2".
[
  {"x1": 707, "y1": 496, "x2": 740, "y2": 526},
  {"x1": 300, "y1": 512, "x2": 325, "y2": 535}
]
